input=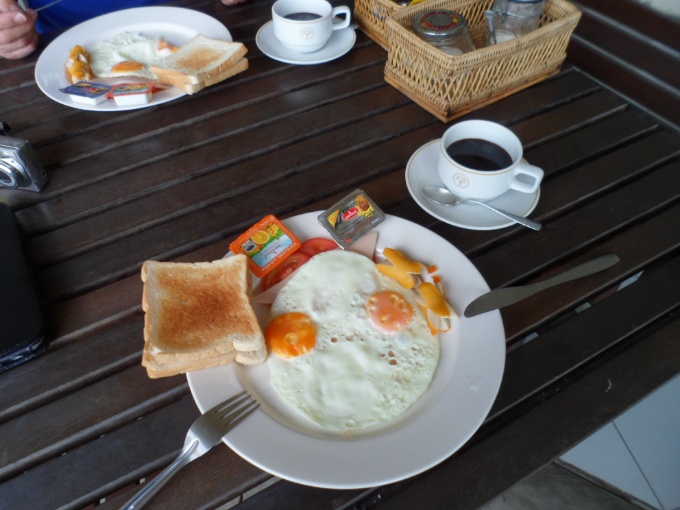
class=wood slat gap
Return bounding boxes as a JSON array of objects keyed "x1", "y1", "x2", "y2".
[{"x1": 0, "y1": 386, "x2": 191, "y2": 483}]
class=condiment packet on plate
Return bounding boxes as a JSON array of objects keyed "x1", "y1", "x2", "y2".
[
  {"x1": 60, "y1": 81, "x2": 112, "y2": 105},
  {"x1": 229, "y1": 214, "x2": 302, "y2": 278},
  {"x1": 318, "y1": 190, "x2": 385, "y2": 248},
  {"x1": 107, "y1": 82, "x2": 158, "y2": 106}
]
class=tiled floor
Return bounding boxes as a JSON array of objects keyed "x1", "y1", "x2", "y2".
[
  {"x1": 480, "y1": 462, "x2": 653, "y2": 510},
  {"x1": 482, "y1": 375, "x2": 680, "y2": 510},
  {"x1": 561, "y1": 375, "x2": 680, "y2": 510}
]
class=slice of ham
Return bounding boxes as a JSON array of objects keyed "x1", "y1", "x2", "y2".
[{"x1": 349, "y1": 231, "x2": 378, "y2": 260}]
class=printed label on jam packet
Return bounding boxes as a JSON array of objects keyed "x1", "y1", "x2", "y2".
[
  {"x1": 60, "y1": 81, "x2": 112, "y2": 104},
  {"x1": 229, "y1": 215, "x2": 302, "y2": 278},
  {"x1": 318, "y1": 190, "x2": 385, "y2": 248}
]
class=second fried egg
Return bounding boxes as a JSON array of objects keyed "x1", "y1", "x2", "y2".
[
  {"x1": 90, "y1": 32, "x2": 177, "y2": 79},
  {"x1": 266, "y1": 250, "x2": 440, "y2": 434}
]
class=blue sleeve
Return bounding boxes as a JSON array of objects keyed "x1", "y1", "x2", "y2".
[{"x1": 29, "y1": 0, "x2": 170, "y2": 33}]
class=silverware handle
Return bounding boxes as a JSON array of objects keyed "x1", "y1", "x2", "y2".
[
  {"x1": 120, "y1": 440, "x2": 198, "y2": 510},
  {"x1": 529, "y1": 254, "x2": 620, "y2": 291},
  {"x1": 469, "y1": 200, "x2": 542, "y2": 231}
]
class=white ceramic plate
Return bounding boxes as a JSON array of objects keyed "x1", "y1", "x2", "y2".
[
  {"x1": 34, "y1": 7, "x2": 231, "y2": 111},
  {"x1": 187, "y1": 212, "x2": 506, "y2": 489},
  {"x1": 256, "y1": 21, "x2": 355, "y2": 65},
  {"x1": 406, "y1": 139, "x2": 541, "y2": 230}
]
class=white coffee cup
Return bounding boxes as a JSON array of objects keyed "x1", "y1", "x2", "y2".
[
  {"x1": 272, "y1": 0, "x2": 351, "y2": 53},
  {"x1": 437, "y1": 120, "x2": 543, "y2": 201}
]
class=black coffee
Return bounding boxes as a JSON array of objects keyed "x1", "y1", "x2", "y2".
[
  {"x1": 446, "y1": 138, "x2": 513, "y2": 171},
  {"x1": 284, "y1": 12, "x2": 322, "y2": 21}
]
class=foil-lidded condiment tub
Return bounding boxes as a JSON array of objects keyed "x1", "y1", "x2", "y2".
[{"x1": 318, "y1": 190, "x2": 385, "y2": 248}]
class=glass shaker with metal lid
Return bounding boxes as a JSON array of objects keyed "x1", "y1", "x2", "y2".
[
  {"x1": 490, "y1": 0, "x2": 544, "y2": 37},
  {"x1": 412, "y1": 10, "x2": 475, "y2": 56}
]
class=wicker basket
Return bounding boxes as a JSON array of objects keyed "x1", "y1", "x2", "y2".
[
  {"x1": 384, "y1": 0, "x2": 581, "y2": 121},
  {"x1": 354, "y1": 0, "x2": 406, "y2": 49}
]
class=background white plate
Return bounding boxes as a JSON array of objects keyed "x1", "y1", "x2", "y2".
[
  {"x1": 35, "y1": 7, "x2": 231, "y2": 111},
  {"x1": 406, "y1": 139, "x2": 541, "y2": 230},
  {"x1": 187, "y1": 212, "x2": 506, "y2": 489}
]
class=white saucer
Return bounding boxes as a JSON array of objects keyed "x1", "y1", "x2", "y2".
[
  {"x1": 256, "y1": 21, "x2": 356, "y2": 65},
  {"x1": 406, "y1": 139, "x2": 541, "y2": 231}
]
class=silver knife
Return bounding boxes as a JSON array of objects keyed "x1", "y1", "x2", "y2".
[{"x1": 464, "y1": 254, "x2": 620, "y2": 317}]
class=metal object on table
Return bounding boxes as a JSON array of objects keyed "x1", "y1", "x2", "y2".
[
  {"x1": 20, "y1": 0, "x2": 65, "y2": 13},
  {"x1": 463, "y1": 254, "x2": 621, "y2": 317},
  {"x1": 120, "y1": 391, "x2": 259, "y2": 510},
  {"x1": 422, "y1": 185, "x2": 542, "y2": 231}
]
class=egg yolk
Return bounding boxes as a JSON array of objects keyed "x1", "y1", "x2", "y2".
[
  {"x1": 366, "y1": 290, "x2": 414, "y2": 333},
  {"x1": 156, "y1": 40, "x2": 179, "y2": 53},
  {"x1": 111, "y1": 61, "x2": 145, "y2": 73},
  {"x1": 265, "y1": 312, "x2": 316, "y2": 358}
]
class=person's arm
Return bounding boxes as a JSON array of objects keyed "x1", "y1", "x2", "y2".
[
  {"x1": 0, "y1": 0, "x2": 38, "y2": 59},
  {"x1": 220, "y1": 0, "x2": 247, "y2": 5}
]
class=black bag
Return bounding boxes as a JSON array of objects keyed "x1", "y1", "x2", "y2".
[{"x1": 0, "y1": 202, "x2": 49, "y2": 372}]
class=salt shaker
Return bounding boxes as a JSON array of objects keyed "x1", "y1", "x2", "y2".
[{"x1": 412, "y1": 10, "x2": 476, "y2": 56}]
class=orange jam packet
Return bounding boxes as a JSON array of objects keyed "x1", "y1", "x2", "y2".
[{"x1": 229, "y1": 215, "x2": 302, "y2": 278}]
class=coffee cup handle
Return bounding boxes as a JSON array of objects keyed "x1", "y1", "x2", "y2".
[
  {"x1": 331, "y1": 6, "x2": 351, "y2": 30},
  {"x1": 510, "y1": 161, "x2": 543, "y2": 194}
]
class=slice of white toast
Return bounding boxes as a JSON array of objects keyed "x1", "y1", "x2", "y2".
[
  {"x1": 141, "y1": 255, "x2": 266, "y2": 378},
  {"x1": 153, "y1": 57, "x2": 248, "y2": 94},
  {"x1": 150, "y1": 34, "x2": 248, "y2": 85}
]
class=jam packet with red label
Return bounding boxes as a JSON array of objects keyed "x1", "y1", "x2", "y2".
[
  {"x1": 107, "y1": 82, "x2": 158, "y2": 106},
  {"x1": 318, "y1": 190, "x2": 385, "y2": 248}
]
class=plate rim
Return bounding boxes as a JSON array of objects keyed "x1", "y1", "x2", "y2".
[
  {"x1": 187, "y1": 211, "x2": 506, "y2": 489},
  {"x1": 34, "y1": 6, "x2": 231, "y2": 111}
]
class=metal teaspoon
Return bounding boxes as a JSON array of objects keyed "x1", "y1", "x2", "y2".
[{"x1": 422, "y1": 186, "x2": 542, "y2": 231}]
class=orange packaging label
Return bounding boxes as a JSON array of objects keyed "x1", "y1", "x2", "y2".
[{"x1": 229, "y1": 215, "x2": 302, "y2": 278}]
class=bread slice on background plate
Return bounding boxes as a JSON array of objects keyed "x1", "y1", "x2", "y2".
[
  {"x1": 155, "y1": 57, "x2": 249, "y2": 95},
  {"x1": 141, "y1": 255, "x2": 266, "y2": 379},
  {"x1": 150, "y1": 34, "x2": 248, "y2": 86}
]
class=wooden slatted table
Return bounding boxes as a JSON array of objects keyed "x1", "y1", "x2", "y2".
[{"x1": 1, "y1": 1, "x2": 679, "y2": 508}]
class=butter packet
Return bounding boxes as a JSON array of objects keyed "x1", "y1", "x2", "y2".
[
  {"x1": 60, "y1": 81, "x2": 112, "y2": 105},
  {"x1": 318, "y1": 190, "x2": 385, "y2": 248}
]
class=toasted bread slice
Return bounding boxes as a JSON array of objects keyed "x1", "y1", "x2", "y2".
[
  {"x1": 150, "y1": 35, "x2": 247, "y2": 84},
  {"x1": 141, "y1": 255, "x2": 266, "y2": 378},
  {"x1": 236, "y1": 344, "x2": 267, "y2": 365},
  {"x1": 154, "y1": 57, "x2": 248, "y2": 95},
  {"x1": 143, "y1": 349, "x2": 237, "y2": 379}
]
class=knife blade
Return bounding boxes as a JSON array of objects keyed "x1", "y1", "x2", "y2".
[{"x1": 463, "y1": 254, "x2": 620, "y2": 318}]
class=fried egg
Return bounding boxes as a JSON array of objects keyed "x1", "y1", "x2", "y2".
[
  {"x1": 90, "y1": 32, "x2": 177, "y2": 79},
  {"x1": 265, "y1": 250, "x2": 440, "y2": 434}
]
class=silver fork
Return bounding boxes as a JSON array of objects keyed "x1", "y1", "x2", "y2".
[
  {"x1": 20, "y1": 0, "x2": 65, "y2": 14},
  {"x1": 121, "y1": 391, "x2": 259, "y2": 510}
]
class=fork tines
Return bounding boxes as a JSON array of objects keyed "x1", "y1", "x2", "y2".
[{"x1": 213, "y1": 390, "x2": 259, "y2": 427}]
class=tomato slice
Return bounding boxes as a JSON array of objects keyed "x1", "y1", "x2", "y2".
[
  {"x1": 261, "y1": 252, "x2": 311, "y2": 290},
  {"x1": 298, "y1": 238, "x2": 339, "y2": 258}
]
